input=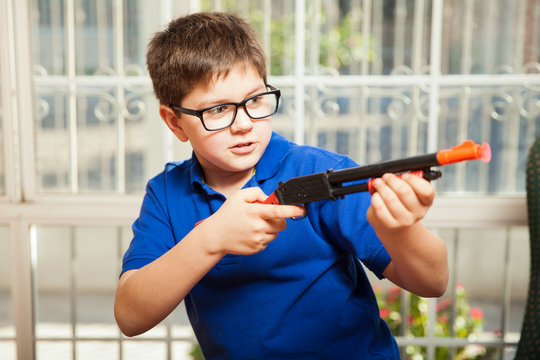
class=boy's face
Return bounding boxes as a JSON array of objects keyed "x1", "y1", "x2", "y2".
[{"x1": 163, "y1": 64, "x2": 272, "y2": 182}]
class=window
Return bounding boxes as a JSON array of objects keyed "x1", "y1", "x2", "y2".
[
  {"x1": 0, "y1": 226, "x2": 16, "y2": 359},
  {"x1": 2, "y1": 0, "x2": 539, "y2": 359}
]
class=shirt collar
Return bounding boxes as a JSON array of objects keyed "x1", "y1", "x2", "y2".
[
  {"x1": 189, "y1": 153, "x2": 205, "y2": 188},
  {"x1": 254, "y1": 131, "x2": 291, "y2": 182}
]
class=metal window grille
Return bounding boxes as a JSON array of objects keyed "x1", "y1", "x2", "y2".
[{"x1": 0, "y1": 0, "x2": 539, "y2": 359}]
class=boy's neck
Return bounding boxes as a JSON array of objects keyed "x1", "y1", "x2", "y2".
[{"x1": 202, "y1": 167, "x2": 256, "y2": 198}]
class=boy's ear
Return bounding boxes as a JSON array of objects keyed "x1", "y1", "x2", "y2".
[{"x1": 159, "y1": 105, "x2": 189, "y2": 142}]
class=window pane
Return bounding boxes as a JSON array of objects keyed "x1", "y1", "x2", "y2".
[
  {"x1": 0, "y1": 70, "x2": 4, "y2": 195},
  {"x1": 29, "y1": 0, "x2": 540, "y2": 196},
  {"x1": 309, "y1": 0, "x2": 431, "y2": 76},
  {"x1": 34, "y1": 226, "x2": 73, "y2": 339},
  {"x1": 31, "y1": 0, "x2": 195, "y2": 194},
  {"x1": 35, "y1": 341, "x2": 72, "y2": 360},
  {"x1": 34, "y1": 226, "x2": 124, "y2": 340},
  {"x1": 373, "y1": 226, "x2": 527, "y2": 358},
  {"x1": 34, "y1": 90, "x2": 70, "y2": 193},
  {"x1": 0, "y1": 226, "x2": 15, "y2": 359},
  {"x1": 437, "y1": 85, "x2": 539, "y2": 193},
  {"x1": 302, "y1": 85, "x2": 430, "y2": 162},
  {"x1": 75, "y1": 341, "x2": 118, "y2": 360},
  {"x1": 441, "y1": 0, "x2": 540, "y2": 75}
]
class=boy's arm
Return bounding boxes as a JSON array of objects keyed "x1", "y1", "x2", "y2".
[
  {"x1": 114, "y1": 187, "x2": 305, "y2": 337},
  {"x1": 367, "y1": 173, "x2": 449, "y2": 297}
]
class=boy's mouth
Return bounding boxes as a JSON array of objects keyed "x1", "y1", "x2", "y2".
[{"x1": 231, "y1": 141, "x2": 256, "y2": 154}]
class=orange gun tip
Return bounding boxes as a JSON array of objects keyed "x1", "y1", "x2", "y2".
[
  {"x1": 480, "y1": 142, "x2": 491, "y2": 163},
  {"x1": 436, "y1": 140, "x2": 492, "y2": 165}
]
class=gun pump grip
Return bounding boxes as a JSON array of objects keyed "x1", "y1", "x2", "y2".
[{"x1": 367, "y1": 170, "x2": 424, "y2": 194}]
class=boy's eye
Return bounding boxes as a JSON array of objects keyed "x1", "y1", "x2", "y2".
[
  {"x1": 246, "y1": 96, "x2": 263, "y2": 106},
  {"x1": 205, "y1": 105, "x2": 233, "y2": 118}
]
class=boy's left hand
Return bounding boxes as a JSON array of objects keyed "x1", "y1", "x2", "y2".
[{"x1": 366, "y1": 172, "x2": 435, "y2": 233}]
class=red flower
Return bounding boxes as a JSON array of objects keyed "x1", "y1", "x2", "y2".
[
  {"x1": 471, "y1": 307, "x2": 483, "y2": 321},
  {"x1": 436, "y1": 298, "x2": 451, "y2": 312},
  {"x1": 380, "y1": 308, "x2": 391, "y2": 318},
  {"x1": 438, "y1": 315, "x2": 449, "y2": 324},
  {"x1": 389, "y1": 286, "x2": 401, "y2": 295}
]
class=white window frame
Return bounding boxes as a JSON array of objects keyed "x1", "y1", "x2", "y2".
[{"x1": 1, "y1": 0, "x2": 538, "y2": 359}]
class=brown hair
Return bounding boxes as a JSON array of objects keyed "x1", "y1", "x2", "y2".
[{"x1": 146, "y1": 12, "x2": 267, "y2": 106}]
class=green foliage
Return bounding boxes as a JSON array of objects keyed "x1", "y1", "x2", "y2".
[
  {"x1": 189, "y1": 342, "x2": 204, "y2": 360},
  {"x1": 197, "y1": 4, "x2": 374, "y2": 76},
  {"x1": 374, "y1": 283, "x2": 499, "y2": 360}
]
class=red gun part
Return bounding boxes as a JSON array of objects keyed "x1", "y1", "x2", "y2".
[
  {"x1": 367, "y1": 170, "x2": 424, "y2": 194},
  {"x1": 262, "y1": 192, "x2": 280, "y2": 205}
]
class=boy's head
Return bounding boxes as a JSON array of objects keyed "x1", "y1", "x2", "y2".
[{"x1": 146, "y1": 12, "x2": 267, "y2": 106}]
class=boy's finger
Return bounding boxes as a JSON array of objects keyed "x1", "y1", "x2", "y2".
[
  {"x1": 258, "y1": 204, "x2": 306, "y2": 220},
  {"x1": 381, "y1": 173, "x2": 419, "y2": 209},
  {"x1": 240, "y1": 187, "x2": 269, "y2": 203},
  {"x1": 401, "y1": 174, "x2": 435, "y2": 206}
]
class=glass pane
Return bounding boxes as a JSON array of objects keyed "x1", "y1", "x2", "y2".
[
  {"x1": 0, "y1": 226, "x2": 15, "y2": 359},
  {"x1": 122, "y1": 341, "x2": 166, "y2": 359},
  {"x1": 75, "y1": 341, "x2": 118, "y2": 360},
  {"x1": 34, "y1": 226, "x2": 126, "y2": 341},
  {"x1": 441, "y1": 0, "x2": 540, "y2": 75},
  {"x1": 0, "y1": 69, "x2": 4, "y2": 194},
  {"x1": 444, "y1": 227, "x2": 527, "y2": 352},
  {"x1": 199, "y1": 0, "x2": 296, "y2": 76},
  {"x1": 36, "y1": 341, "x2": 72, "y2": 360},
  {"x1": 30, "y1": 0, "x2": 184, "y2": 194},
  {"x1": 373, "y1": 226, "x2": 527, "y2": 355},
  {"x1": 34, "y1": 226, "x2": 73, "y2": 339},
  {"x1": 310, "y1": 0, "x2": 431, "y2": 76},
  {"x1": 76, "y1": 89, "x2": 119, "y2": 193},
  {"x1": 29, "y1": 0, "x2": 540, "y2": 196},
  {"x1": 438, "y1": 85, "x2": 540, "y2": 194},
  {"x1": 34, "y1": 89, "x2": 70, "y2": 193},
  {"x1": 73, "y1": 227, "x2": 120, "y2": 338},
  {"x1": 303, "y1": 85, "x2": 430, "y2": 163}
]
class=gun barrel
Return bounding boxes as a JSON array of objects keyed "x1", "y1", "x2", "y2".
[
  {"x1": 327, "y1": 153, "x2": 439, "y2": 184},
  {"x1": 327, "y1": 140, "x2": 490, "y2": 185}
]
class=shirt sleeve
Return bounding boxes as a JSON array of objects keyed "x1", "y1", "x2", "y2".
[{"x1": 121, "y1": 176, "x2": 177, "y2": 275}]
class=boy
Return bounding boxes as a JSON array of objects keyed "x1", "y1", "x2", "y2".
[{"x1": 114, "y1": 12, "x2": 448, "y2": 359}]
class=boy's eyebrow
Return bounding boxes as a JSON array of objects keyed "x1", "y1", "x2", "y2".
[{"x1": 194, "y1": 85, "x2": 268, "y2": 109}]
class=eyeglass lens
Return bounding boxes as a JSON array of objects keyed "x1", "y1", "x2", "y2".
[{"x1": 202, "y1": 93, "x2": 278, "y2": 130}]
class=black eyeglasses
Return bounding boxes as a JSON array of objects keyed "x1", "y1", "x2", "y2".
[{"x1": 169, "y1": 85, "x2": 281, "y2": 131}]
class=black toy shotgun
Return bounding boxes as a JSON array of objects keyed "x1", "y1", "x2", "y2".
[
  {"x1": 195, "y1": 140, "x2": 490, "y2": 225},
  {"x1": 262, "y1": 139, "x2": 491, "y2": 206}
]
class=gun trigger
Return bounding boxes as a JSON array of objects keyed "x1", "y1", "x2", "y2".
[{"x1": 291, "y1": 204, "x2": 308, "y2": 221}]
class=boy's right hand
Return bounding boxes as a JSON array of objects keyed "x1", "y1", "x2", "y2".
[{"x1": 198, "y1": 187, "x2": 305, "y2": 256}]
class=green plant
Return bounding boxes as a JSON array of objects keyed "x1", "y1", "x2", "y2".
[
  {"x1": 373, "y1": 283, "x2": 498, "y2": 360},
  {"x1": 189, "y1": 342, "x2": 204, "y2": 360}
]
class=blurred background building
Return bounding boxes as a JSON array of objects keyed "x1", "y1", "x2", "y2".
[{"x1": 0, "y1": 0, "x2": 539, "y2": 359}]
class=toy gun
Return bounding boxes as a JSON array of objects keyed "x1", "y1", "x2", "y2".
[
  {"x1": 195, "y1": 140, "x2": 490, "y2": 225},
  {"x1": 262, "y1": 140, "x2": 491, "y2": 206}
]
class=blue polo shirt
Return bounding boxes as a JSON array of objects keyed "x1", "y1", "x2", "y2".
[{"x1": 122, "y1": 132, "x2": 399, "y2": 359}]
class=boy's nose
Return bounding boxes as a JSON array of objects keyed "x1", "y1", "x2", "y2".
[{"x1": 230, "y1": 107, "x2": 253, "y2": 132}]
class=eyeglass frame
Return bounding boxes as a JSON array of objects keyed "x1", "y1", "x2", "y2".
[{"x1": 168, "y1": 85, "x2": 281, "y2": 131}]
